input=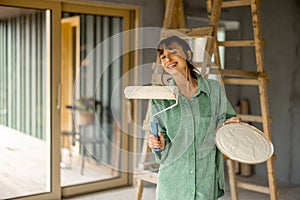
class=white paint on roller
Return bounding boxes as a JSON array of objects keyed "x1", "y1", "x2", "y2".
[
  {"x1": 124, "y1": 86, "x2": 179, "y2": 117},
  {"x1": 124, "y1": 86, "x2": 179, "y2": 100}
]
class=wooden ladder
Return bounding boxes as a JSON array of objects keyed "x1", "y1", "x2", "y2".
[
  {"x1": 134, "y1": 0, "x2": 278, "y2": 199},
  {"x1": 205, "y1": 0, "x2": 278, "y2": 199}
]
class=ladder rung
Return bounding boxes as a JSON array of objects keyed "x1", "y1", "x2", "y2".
[
  {"x1": 222, "y1": 0, "x2": 251, "y2": 8},
  {"x1": 223, "y1": 78, "x2": 259, "y2": 85},
  {"x1": 237, "y1": 181, "x2": 270, "y2": 194},
  {"x1": 134, "y1": 170, "x2": 158, "y2": 184},
  {"x1": 218, "y1": 40, "x2": 266, "y2": 47},
  {"x1": 161, "y1": 27, "x2": 214, "y2": 38},
  {"x1": 237, "y1": 114, "x2": 263, "y2": 123},
  {"x1": 218, "y1": 40, "x2": 255, "y2": 47},
  {"x1": 138, "y1": 161, "x2": 159, "y2": 170},
  {"x1": 219, "y1": 69, "x2": 267, "y2": 78}
]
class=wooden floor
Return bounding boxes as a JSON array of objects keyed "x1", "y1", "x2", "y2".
[
  {"x1": 0, "y1": 125, "x2": 117, "y2": 200},
  {"x1": 65, "y1": 175, "x2": 300, "y2": 200},
  {"x1": 61, "y1": 153, "x2": 117, "y2": 187},
  {"x1": 2, "y1": 125, "x2": 300, "y2": 200}
]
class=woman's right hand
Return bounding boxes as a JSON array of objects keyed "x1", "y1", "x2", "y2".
[{"x1": 148, "y1": 132, "x2": 165, "y2": 150}]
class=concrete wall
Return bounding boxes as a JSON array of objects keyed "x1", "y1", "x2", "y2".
[
  {"x1": 96, "y1": 0, "x2": 300, "y2": 184},
  {"x1": 265, "y1": 0, "x2": 300, "y2": 184},
  {"x1": 238, "y1": 0, "x2": 300, "y2": 184}
]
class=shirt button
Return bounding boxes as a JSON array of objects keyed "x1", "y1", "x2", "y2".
[{"x1": 190, "y1": 170, "x2": 193, "y2": 173}]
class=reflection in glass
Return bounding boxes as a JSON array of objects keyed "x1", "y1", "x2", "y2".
[{"x1": 60, "y1": 13, "x2": 123, "y2": 186}]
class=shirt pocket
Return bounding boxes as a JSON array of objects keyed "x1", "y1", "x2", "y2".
[
  {"x1": 163, "y1": 106, "x2": 181, "y2": 140},
  {"x1": 199, "y1": 113, "x2": 218, "y2": 128}
]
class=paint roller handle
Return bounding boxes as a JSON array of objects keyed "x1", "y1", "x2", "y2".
[{"x1": 150, "y1": 119, "x2": 161, "y2": 151}]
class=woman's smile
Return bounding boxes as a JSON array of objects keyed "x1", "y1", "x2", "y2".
[{"x1": 166, "y1": 62, "x2": 177, "y2": 69}]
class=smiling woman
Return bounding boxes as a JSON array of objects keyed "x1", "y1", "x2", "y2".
[{"x1": 149, "y1": 35, "x2": 240, "y2": 200}]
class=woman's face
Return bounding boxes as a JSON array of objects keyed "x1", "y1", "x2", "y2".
[{"x1": 159, "y1": 42, "x2": 190, "y2": 76}]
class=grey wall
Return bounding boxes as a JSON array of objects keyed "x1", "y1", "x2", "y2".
[
  {"x1": 236, "y1": 0, "x2": 300, "y2": 184},
  {"x1": 97, "y1": 0, "x2": 300, "y2": 184},
  {"x1": 261, "y1": 0, "x2": 300, "y2": 184}
]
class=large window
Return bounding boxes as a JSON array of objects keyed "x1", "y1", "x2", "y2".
[{"x1": 0, "y1": 1, "x2": 139, "y2": 199}]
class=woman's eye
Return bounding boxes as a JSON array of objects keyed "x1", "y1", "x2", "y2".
[{"x1": 160, "y1": 55, "x2": 166, "y2": 59}]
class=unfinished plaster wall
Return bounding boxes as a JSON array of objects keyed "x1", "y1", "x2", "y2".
[
  {"x1": 239, "y1": 0, "x2": 300, "y2": 184},
  {"x1": 289, "y1": 0, "x2": 300, "y2": 184},
  {"x1": 265, "y1": 0, "x2": 300, "y2": 184}
]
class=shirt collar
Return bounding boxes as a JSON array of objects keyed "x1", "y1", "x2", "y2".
[
  {"x1": 168, "y1": 72, "x2": 210, "y2": 97},
  {"x1": 195, "y1": 73, "x2": 210, "y2": 97}
]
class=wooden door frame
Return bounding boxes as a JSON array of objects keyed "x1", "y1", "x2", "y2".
[{"x1": 61, "y1": 16, "x2": 80, "y2": 142}]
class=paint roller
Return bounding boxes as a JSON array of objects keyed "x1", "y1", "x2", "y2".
[{"x1": 124, "y1": 86, "x2": 179, "y2": 151}]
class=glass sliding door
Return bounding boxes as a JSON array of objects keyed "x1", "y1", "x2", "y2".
[
  {"x1": 0, "y1": 5, "x2": 52, "y2": 199},
  {"x1": 60, "y1": 13, "x2": 123, "y2": 187},
  {"x1": 0, "y1": 0, "x2": 138, "y2": 198},
  {"x1": 60, "y1": 1, "x2": 138, "y2": 197}
]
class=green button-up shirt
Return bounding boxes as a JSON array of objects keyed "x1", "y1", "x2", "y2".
[{"x1": 150, "y1": 74, "x2": 236, "y2": 200}]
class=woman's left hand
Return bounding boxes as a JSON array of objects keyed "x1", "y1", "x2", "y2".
[{"x1": 225, "y1": 116, "x2": 241, "y2": 124}]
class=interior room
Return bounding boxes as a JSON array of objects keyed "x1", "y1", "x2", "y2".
[{"x1": 0, "y1": 0, "x2": 299, "y2": 199}]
